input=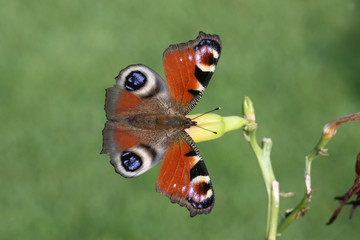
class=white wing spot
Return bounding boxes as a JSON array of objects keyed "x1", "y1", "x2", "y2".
[{"x1": 213, "y1": 50, "x2": 219, "y2": 59}]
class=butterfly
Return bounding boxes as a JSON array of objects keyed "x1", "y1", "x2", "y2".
[{"x1": 101, "y1": 32, "x2": 221, "y2": 217}]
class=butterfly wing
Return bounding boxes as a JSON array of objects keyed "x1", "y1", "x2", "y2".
[
  {"x1": 101, "y1": 64, "x2": 171, "y2": 177},
  {"x1": 156, "y1": 132, "x2": 214, "y2": 217},
  {"x1": 104, "y1": 64, "x2": 170, "y2": 120},
  {"x1": 102, "y1": 121, "x2": 169, "y2": 178},
  {"x1": 163, "y1": 31, "x2": 222, "y2": 114}
]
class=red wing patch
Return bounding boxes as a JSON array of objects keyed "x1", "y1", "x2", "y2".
[
  {"x1": 163, "y1": 48, "x2": 200, "y2": 107},
  {"x1": 116, "y1": 91, "x2": 142, "y2": 114},
  {"x1": 156, "y1": 136, "x2": 214, "y2": 217},
  {"x1": 114, "y1": 128, "x2": 140, "y2": 150}
]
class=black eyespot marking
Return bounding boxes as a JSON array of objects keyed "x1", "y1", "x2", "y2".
[
  {"x1": 121, "y1": 151, "x2": 142, "y2": 171},
  {"x1": 190, "y1": 160, "x2": 209, "y2": 181},
  {"x1": 188, "y1": 193, "x2": 214, "y2": 209},
  {"x1": 125, "y1": 71, "x2": 147, "y2": 91}
]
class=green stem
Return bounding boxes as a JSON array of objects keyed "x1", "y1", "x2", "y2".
[
  {"x1": 268, "y1": 180, "x2": 280, "y2": 240},
  {"x1": 277, "y1": 192, "x2": 310, "y2": 233},
  {"x1": 247, "y1": 127, "x2": 279, "y2": 240},
  {"x1": 277, "y1": 112, "x2": 360, "y2": 234},
  {"x1": 249, "y1": 129, "x2": 268, "y2": 192},
  {"x1": 242, "y1": 99, "x2": 359, "y2": 236},
  {"x1": 277, "y1": 136, "x2": 330, "y2": 234}
]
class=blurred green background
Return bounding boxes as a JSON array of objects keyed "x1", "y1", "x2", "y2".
[{"x1": 1, "y1": 0, "x2": 359, "y2": 239}]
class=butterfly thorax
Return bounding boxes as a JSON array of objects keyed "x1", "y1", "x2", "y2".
[{"x1": 128, "y1": 114, "x2": 196, "y2": 130}]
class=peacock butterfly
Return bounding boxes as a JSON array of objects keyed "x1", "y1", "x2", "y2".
[{"x1": 101, "y1": 32, "x2": 221, "y2": 217}]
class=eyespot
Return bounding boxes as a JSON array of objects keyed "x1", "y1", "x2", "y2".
[
  {"x1": 195, "y1": 39, "x2": 221, "y2": 55},
  {"x1": 125, "y1": 71, "x2": 147, "y2": 91},
  {"x1": 121, "y1": 151, "x2": 142, "y2": 171},
  {"x1": 192, "y1": 39, "x2": 221, "y2": 90},
  {"x1": 194, "y1": 40, "x2": 220, "y2": 71},
  {"x1": 115, "y1": 65, "x2": 169, "y2": 100}
]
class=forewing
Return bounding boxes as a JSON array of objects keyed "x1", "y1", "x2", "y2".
[{"x1": 163, "y1": 32, "x2": 221, "y2": 114}]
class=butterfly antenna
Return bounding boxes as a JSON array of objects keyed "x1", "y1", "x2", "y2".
[
  {"x1": 195, "y1": 125, "x2": 218, "y2": 135},
  {"x1": 191, "y1": 107, "x2": 221, "y2": 120},
  {"x1": 190, "y1": 107, "x2": 221, "y2": 135}
]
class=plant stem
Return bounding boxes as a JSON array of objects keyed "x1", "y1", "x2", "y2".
[
  {"x1": 277, "y1": 112, "x2": 360, "y2": 234},
  {"x1": 247, "y1": 126, "x2": 279, "y2": 240},
  {"x1": 277, "y1": 137, "x2": 327, "y2": 234}
]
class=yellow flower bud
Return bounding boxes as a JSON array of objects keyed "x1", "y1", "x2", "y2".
[{"x1": 186, "y1": 113, "x2": 248, "y2": 143}]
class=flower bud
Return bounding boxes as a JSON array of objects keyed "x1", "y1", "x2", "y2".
[
  {"x1": 186, "y1": 113, "x2": 248, "y2": 142},
  {"x1": 322, "y1": 113, "x2": 360, "y2": 140},
  {"x1": 242, "y1": 96, "x2": 256, "y2": 122}
]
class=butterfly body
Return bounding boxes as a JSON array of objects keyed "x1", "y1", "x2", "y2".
[
  {"x1": 127, "y1": 113, "x2": 195, "y2": 130},
  {"x1": 102, "y1": 32, "x2": 221, "y2": 217}
]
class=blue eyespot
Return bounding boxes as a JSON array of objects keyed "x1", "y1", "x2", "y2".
[
  {"x1": 121, "y1": 151, "x2": 142, "y2": 171},
  {"x1": 125, "y1": 71, "x2": 146, "y2": 91}
]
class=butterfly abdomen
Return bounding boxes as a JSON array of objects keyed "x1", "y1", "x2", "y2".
[{"x1": 128, "y1": 114, "x2": 194, "y2": 130}]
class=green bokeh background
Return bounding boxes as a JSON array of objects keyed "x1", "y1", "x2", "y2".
[{"x1": 1, "y1": 0, "x2": 359, "y2": 239}]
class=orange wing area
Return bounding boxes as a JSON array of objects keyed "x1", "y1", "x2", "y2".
[
  {"x1": 114, "y1": 128, "x2": 139, "y2": 150},
  {"x1": 163, "y1": 48, "x2": 201, "y2": 109},
  {"x1": 156, "y1": 137, "x2": 214, "y2": 217},
  {"x1": 116, "y1": 91, "x2": 142, "y2": 114},
  {"x1": 156, "y1": 139, "x2": 194, "y2": 199}
]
